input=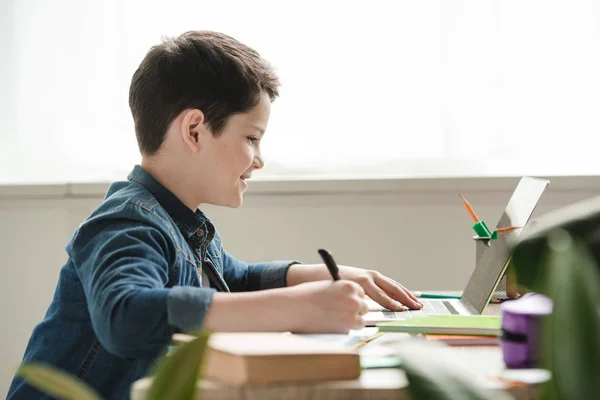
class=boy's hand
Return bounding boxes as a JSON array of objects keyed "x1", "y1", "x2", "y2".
[
  {"x1": 337, "y1": 266, "x2": 422, "y2": 311},
  {"x1": 287, "y1": 264, "x2": 422, "y2": 312},
  {"x1": 205, "y1": 279, "x2": 368, "y2": 334},
  {"x1": 287, "y1": 280, "x2": 369, "y2": 333}
]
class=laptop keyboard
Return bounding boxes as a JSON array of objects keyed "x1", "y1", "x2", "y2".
[{"x1": 374, "y1": 300, "x2": 459, "y2": 320}]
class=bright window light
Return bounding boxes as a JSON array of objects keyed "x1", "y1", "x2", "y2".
[{"x1": 1, "y1": 0, "x2": 599, "y2": 184}]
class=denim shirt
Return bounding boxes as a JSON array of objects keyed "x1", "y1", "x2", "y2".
[{"x1": 8, "y1": 165, "x2": 297, "y2": 400}]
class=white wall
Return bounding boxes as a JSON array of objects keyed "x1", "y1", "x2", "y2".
[
  {"x1": 0, "y1": 176, "x2": 598, "y2": 396},
  {"x1": 0, "y1": 0, "x2": 15, "y2": 162}
]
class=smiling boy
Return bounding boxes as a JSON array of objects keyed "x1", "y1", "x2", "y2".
[{"x1": 8, "y1": 31, "x2": 421, "y2": 399}]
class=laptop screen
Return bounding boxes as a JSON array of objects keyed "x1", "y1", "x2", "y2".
[{"x1": 460, "y1": 177, "x2": 550, "y2": 314}]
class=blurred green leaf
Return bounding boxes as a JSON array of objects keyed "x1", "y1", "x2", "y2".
[
  {"x1": 396, "y1": 341, "x2": 513, "y2": 400},
  {"x1": 511, "y1": 235, "x2": 547, "y2": 290},
  {"x1": 536, "y1": 231, "x2": 600, "y2": 400},
  {"x1": 147, "y1": 330, "x2": 211, "y2": 400},
  {"x1": 16, "y1": 363, "x2": 102, "y2": 400}
]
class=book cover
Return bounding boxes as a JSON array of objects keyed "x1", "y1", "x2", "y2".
[
  {"x1": 172, "y1": 332, "x2": 361, "y2": 385},
  {"x1": 424, "y1": 334, "x2": 500, "y2": 346}
]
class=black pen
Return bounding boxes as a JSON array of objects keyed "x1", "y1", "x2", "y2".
[{"x1": 318, "y1": 249, "x2": 341, "y2": 281}]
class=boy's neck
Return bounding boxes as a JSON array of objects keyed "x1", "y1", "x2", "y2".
[{"x1": 140, "y1": 157, "x2": 199, "y2": 211}]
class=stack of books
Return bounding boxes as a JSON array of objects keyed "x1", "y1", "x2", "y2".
[{"x1": 377, "y1": 315, "x2": 502, "y2": 346}]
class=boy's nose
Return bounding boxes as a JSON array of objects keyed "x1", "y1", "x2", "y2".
[{"x1": 254, "y1": 153, "x2": 265, "y2": 170}]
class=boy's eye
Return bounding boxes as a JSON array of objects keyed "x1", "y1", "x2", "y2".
[{"x1": 247, "y1": 136, "x2": 259, "y2": 144}]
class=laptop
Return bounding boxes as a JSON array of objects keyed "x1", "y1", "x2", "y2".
[{"x1": 364, "y1": 176, "x2": 550, "y2": 325}]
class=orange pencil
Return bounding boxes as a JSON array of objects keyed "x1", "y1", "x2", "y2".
[
  {"x1": 459, "y1": 193, "x2": 480, "y2": 223},
  {"x1": 497, "y1": 226, "x2": 522, "y2": 234}
]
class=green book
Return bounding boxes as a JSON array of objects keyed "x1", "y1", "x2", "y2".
[{"x1": 377, "y1": 315, "x2": 502, "y2": 336}]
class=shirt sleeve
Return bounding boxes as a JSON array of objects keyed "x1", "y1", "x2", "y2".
[
  {"x1": 71, "y1": 208, "x2": 215, "y2": 359},
  {"x1": 220, "y1": 249, "x2": 301, "y2": 292}
]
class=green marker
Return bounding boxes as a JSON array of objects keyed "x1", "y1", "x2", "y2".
[
  {"x1": 414, "y1": 292, "x2": 497, "y2": 304},
  {"x1": 414, "y1": 292, "x2": 461, "y2": 300}
]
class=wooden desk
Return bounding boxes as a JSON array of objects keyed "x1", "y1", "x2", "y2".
[{"x1": 131, "y1": 300, "x2": 544, "y2": 400}]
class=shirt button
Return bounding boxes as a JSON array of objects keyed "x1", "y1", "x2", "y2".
[{"x1": 196, "y1": 229, "x2": 204, "y2": 237}]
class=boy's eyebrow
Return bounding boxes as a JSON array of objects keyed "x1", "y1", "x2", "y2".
[{"x1": 245, "y1": 125, "x2": 265, "y2": 136}]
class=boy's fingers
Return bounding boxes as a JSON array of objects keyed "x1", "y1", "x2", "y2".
[
  {"x1": 375, "y1": 276, "x2": 422, "y2": 309},
  {"x1": 365, "y1": 285, "x2": 407, "y2": 312},
  {"x1": 386, "y1": 277, "x2": 420, "y2": 304},
  {"x1": 354, "y1": 315, "x2": 366, "y2": 329},
  {"x1": 358, "y1": 299, "x2": 369, "y2": 315},
  {"x1": 399, "y1": 284, "x2": 420, "y2": 304}
]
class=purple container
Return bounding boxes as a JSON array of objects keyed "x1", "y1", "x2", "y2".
[{"x1": 500, "y1": 294, "x2": 553, "y2": 369}]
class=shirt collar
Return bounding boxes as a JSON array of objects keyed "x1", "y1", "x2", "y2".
[{"x1": 127, "y1": 165, "x2": 212, "y2": 240}]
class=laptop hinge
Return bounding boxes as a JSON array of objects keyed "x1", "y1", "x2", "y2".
[{"x1": 459, "y1": 297, "x2": 481, "y2": 315}]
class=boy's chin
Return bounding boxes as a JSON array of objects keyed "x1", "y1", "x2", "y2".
[
  {"x1": 229, "y1": 199, "x2": 243, "y2": 208},
  {"x1": 206, "y1": 193, "x2": 243, "y2": 208},
  {"x1": 223, "y1": 194, "x2": 244, "y2": 208}
]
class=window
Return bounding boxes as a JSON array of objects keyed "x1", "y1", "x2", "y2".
[{"x1": 2, "y1": 0, "x2": 599, "y2": 184}]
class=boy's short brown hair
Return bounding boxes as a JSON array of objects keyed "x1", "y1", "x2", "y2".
[{"x1": 129, "y1": 31, "x2": 280, "y2": 155}]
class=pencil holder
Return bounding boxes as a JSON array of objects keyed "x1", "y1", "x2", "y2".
[
  {"x1": 500, "y1": 294, "x2": 553, "y2": 369},
  {"x1": 472, "y1": 221, "x2": 498, "y2": 240}
]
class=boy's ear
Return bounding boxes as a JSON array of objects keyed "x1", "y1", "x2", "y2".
[{"x1": 180, "y1": 109, "x2": 207, "y2": 152}]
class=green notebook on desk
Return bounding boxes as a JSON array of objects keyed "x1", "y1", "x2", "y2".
[{"x1": 377, "y1": 315, "x2": 502, "y2": 336}]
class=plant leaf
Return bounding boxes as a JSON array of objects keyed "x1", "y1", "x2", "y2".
[
  {"x1": 536, "y1": 231, "x2": 600, "y2": 400},
  {"x1": 16, "y1": 363, "x2": 103, "y2": 400},
  {"x1": 510, "y1": 235, "x2": 547, "y2": 290},
  {"x1": 147, "y1": 330, "x2": 211, "y2": 400},
  {"x1": 395, "y1": 341, "x2": 513, "y2": 400}
]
